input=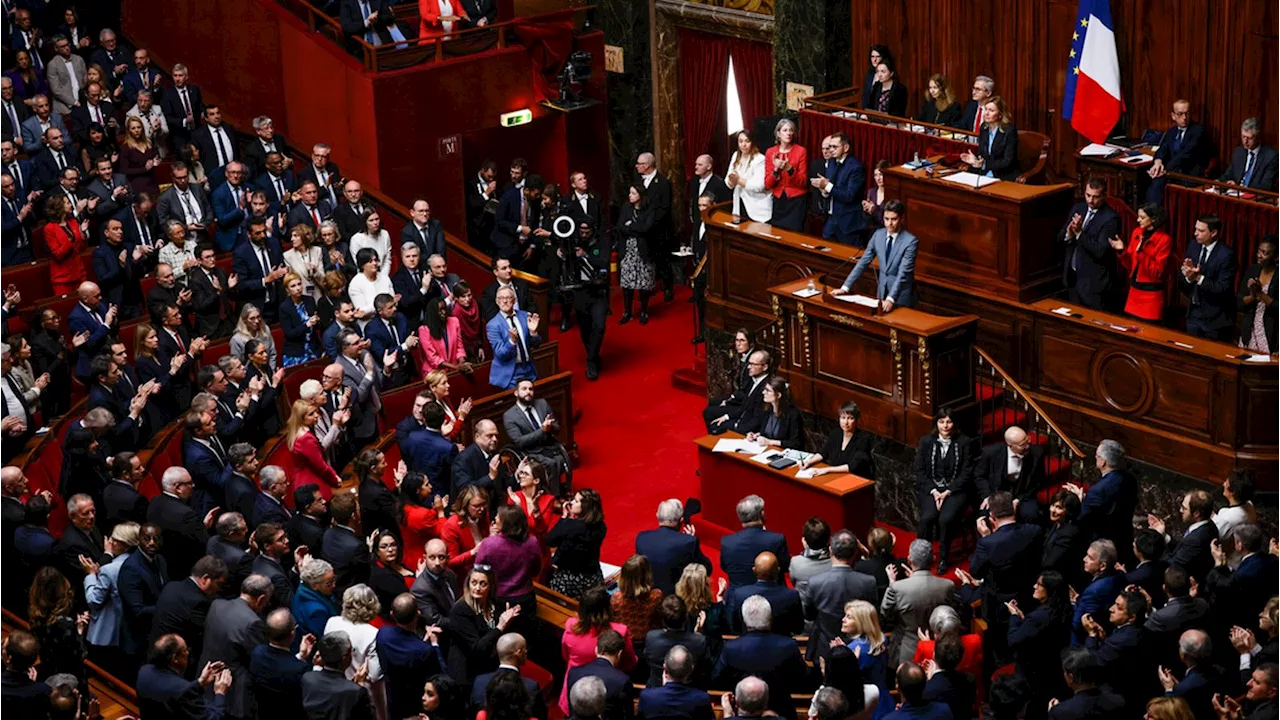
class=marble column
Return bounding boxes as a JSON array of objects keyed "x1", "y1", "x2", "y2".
[
  {"x1": 600, "y1": 0, "x2": 654, "y2": 206},
  {"x1": 772, "y1": 0, "x2": 853, "y2": 111}
]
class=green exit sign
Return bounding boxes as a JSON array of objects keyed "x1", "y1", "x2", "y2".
[{"x1": 501, "y1": 109, "x2": 533, "y2": 127}]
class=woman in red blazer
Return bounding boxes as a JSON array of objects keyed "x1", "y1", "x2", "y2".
[
  {"x1": 506, "y1": 459, "x2": 561, "y2": 546},
  {"x1": 1110, "y1": 203, "x2": 1173, "y2": 322},
  {"x1": 44, "y1": 195, "x2": 87, "y2": 296},
  {"x1": 762, "y1": 117, "x2": 809, "y2": 232},
  {"x1": 417, "y1": 297, "x2": 470, "y2": 376},
  {"x1": 419, "y1": 0, "x2": 464, "y2": 40},
  {"x1": 424, "y1": 368, "x2": 473, "y2": 441},
  {"x1": 284, "y1": 399, "x2": 342, "y2": 499},
  {"x1": 440, "y1": 484, "x2": 491, "y2": 576}
]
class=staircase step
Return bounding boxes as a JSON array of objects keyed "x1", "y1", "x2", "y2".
[
  {"x1": 979, "y1": 407, "x2": 1028, "y2": 436},
  {"x1": 973, "y1": 381, "x2": 1005, "y2": 403}
]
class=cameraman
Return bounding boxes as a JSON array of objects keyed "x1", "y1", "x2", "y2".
[{"x1": 568, "y1": 219, "x2": 612, "y2": 381}]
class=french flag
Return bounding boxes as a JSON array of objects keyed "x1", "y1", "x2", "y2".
[{"x1": 1062, "y1": 0, "x2": 1124, "y2": 143}]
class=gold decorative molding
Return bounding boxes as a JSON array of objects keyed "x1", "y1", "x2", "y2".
[
  {"x1": 682, "y1": 0, "x2": 774, "y2": 15},
  {"x1": 830, "y1": 313, "x2": 863, "y2": 329},
  {"x1": 890, "y1": 328, "x2": 902, "y2": 395},
  {"x1": 796, "y1": 303, "x2": 810, "y2": 368},
  {"x1": 918, "y1": 336, "x2": 931, "y2": 406},
  {"x1": 771, "y1": 294, "x2": 786, "y2": 367}
]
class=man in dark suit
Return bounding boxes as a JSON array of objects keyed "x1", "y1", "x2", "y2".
[
  {"x1": 339, "y1": 0, "x2": 401, "y2": 48},
  {"x1": 251, "y1": 465, "x2": 293, "y2": 530},
  {"x1": 720, "y1": 494, "x2": 789, "y2": 588},
  {"x1": 1150, "y1": 489, "x2": 1219, "y2": 584},
  {"x1": 1147, "y1": 99, "x2": 1211, "y2": 203},
  {"x1": 159, "y1": 65, "x2": 204, "y2": 153},
  {"x1": 638, "y1": 645, "x2": 713, "y2": 720},
  {"x1": 1179, "y1": 214, "x2": 1238, "y2": 342},
  {"x1": 199, "y1": 573, "x2": 271, "y2": 719},
  {"x1": 31, "y1": 127, "x2": 78, "y2": 193},
  {"x1": 1, "y1": 169, "x2": 35, "y2": 266},
  {"x1": 468, "y1": 634, "x2": 547, "y2": 720},
  {"x1": 1072, "y1": 440, "x2": 1138, "y2": 563},
  {"x1": 298, "y1": 143, "x2": 344, "y2": 209},
  {"x1": 232, "y1": 216, "x2": 288, "y2": 324},
  {"x1": 450, "y1": 418, "x2": 502, "y2": 500},
  {"x1": 1081, "y1": 589, "x2": 1156, "y2": 711},
  {"x1": 1159, "y1": 629, "x2": 1221, "y2": 719},
  {"x1": 1205, "y1": 524, "x2": 1279, "y2": 634},
  {"x1": 1072, "y1": 539, "x2": 1126, "y2": 646},
  {"x1": 301, "y1": 631, "x2": 376, "y2": 720},
  {"x1": 634, "y1": 153, "x2": 676, "y2": 300},
  {"x1": 288, "y1": 484, "x2": 329, "y2": 554},
  {"x1": 191, "y1": 105, "x2": 237, "y2": 175},
  {"x1": 464, "y1": 160, "x2": 498, "y2": 251},
  {"x1": 410, "y1": 538, "x2": 458, "y2": 625},
  {"x1": 422, "y1": 252, "x2": 462, "y2": 308},
  {"x1": 566, "y1": 629, "x2": 635, "y2": 720},
  {"x1": 802, "y1": 529, "x2": 877, "y2": 660},
  {"x1": 377, "y1": 594, "x2": 447, "y2": 720},
  {"x1": 491, "y1": 177, "x2": 544, "y2": 265},
  {"x1": 812, "y1": 133, "x2": 867, "y2": 247},
  {"x1": 321, "y1": 492, "x2": 370, "y2": 594},
  {"x1": 1058, "y1": 178, "x2": 1121, "y2": 312},
  {"x1": 119, "y1": 48, "x2": 161, "y2": 106},
  {"x1": 704, "y1": 349, "x2": 771, "y2": 434},
  {"x1": 81, "y1": 158, "x2": 130, "y2": 224},
  {"x1": 713, "y1": 595, "x2": 815, "y2": 720},
  {"x1": 206, "y1": 512, "x2": 254, "y2": 598},
  {"x1": 156, "y1": 304, "x2": 204, "y2": 410},
  {"x1": 402, "y1": 198, "x2": 447, "y2": 258},
  {"x1": 210, "y1": 161, "x2": 250, "y2": 252},
  {"x1": 92, "y1": 217, "x2": 150, "y2": 320},
  {"x1": 390, "y1": 244, "x2": 432, "y2": 334},
  {"x1": 1145, "y1": 565, "x2": 1210, "y2": 670},
  {"x1": 0, "y1": 629, "x2": 51, "y2": 715},
  {"x1": 55, "y1": 493, "x2": 110, "y2": 602},
  {"x1": 86, "y1": 355, "x2": 146, "y2": 451},
  {"x1": 67, "y1": 81, "x2": 117, "y2": 144},
  {"x1": 566, "y1": 171, "x2": 605, "y2": 233},
  {"x1": 251, "y1": 523, "x2": 298, "y2": 612},
  {"x1": 635, "y1": 499, "x2": 712, "y2": 596},
  {"x1": 644, "y1": 595, "x2": 709, "y2": 688},
  {"x1": 402, "y1": 403, "x2": 457, "y2": 498},
  {"x1": 501, "y1": 379, "x2": 567, "y2": 492},
  {"x1": 955, "y1": 75, "x2": 995, "y2": 134},
  {"x1": 725, "y1": 552, "x2": 803, "y2": 636},
  {"x1": 2, "y1": 80, "x2": 31, "y2": 146},
  {"x1": 101, "y1": 452, "x2": 150, "y2": 530},
  {"x1": 1220, "y1": 118, "x2": 1279, "y2": 191},
  {"x1": 183, "y1": 410, "x2": 229, "y2": 516},
  {"x1": 19, "y1": 96, "x2": 70, "y2": 154},
  {"x1": 1047, "y1": 647, "x2": 1124, "y2": 719},
  {"x1": 188, "y1": 243, "x2": 237, "y2": 339},
  {"x1": 961, "y1": 492, "x2": 1042, "y2": 673},
  {"x1": 332, "y1": 180, "x2": 372, "y2": 242},
  {"x1": 686, "y1": 154, "x2": 731, "y2": 241},
  {"x1": 137, "y1": 633, "x2": 232, "y2": 720},
  {"x1": 119, "y1": 524, "x2": 169, "y2": 658},
  {"x1": 363, "y1": 293, "x2": 416, "y2": 388},
  {"x1": 117, "y1": 194, "x2": 162, "y2": 256},
  {"x1": 899, "y1": 662, "x2": 959, "y2": 720},
  {"x1": 219, "y1": 442, "x2": 259, "y2": 520},
  {"x1": 456, "y1": 0, "x2": 497, "y2": 27},
  {"x1": 243, "y1": 117, "x2": 291, "y2": 179},
  {"x1": 286, "y1": 180, "x2": 334, "y2": 232},
  {"x1": 150, "y1": 555, "x2": 229, "y2": 670},
  {"x1": 68, "y1": 281, "x2": 118, "y2": 381},
  {"x1": 481, "y1": 256, "x2": 535, "y2": 320},
  {"x1": 250, "y1": 608, "x2": 316, "y2": 717},
  {"x1": 148, "y1": 466, "x2": 218, "y2": 580},
  {"x1": 975, "y1": 425, "x2": 1047, "y2": 523},
  {"x1": 1126, "y1": 528, "x2": 1168, "y2": 608},
  {"x1": 254, "y1": 151, "x2": 298, "y2": 216}
]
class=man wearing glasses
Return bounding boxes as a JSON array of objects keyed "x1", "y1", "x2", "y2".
[
  {"x1": 703, "y1": 348, "x2": 773, "y2": 434},
  {"x1": 212, "y1": 161, "x2": 250, "y2": 251},
  {"x1": 299, "y1": 143, "x2": 344, "y2": 208},
  {"x1": 956, "y1": 75, "x2": 994, "y2": 134}
]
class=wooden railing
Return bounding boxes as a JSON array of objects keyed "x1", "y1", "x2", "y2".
[
  {"x1": 973, "y1": 346, "x2": 1087, "y2": 478},
  {"x1": 1165, "y1": 170, "x2": 1280, "y2": 207},
  {"x1": 274, "y1": 0, "x2": 593, "y2": 73}
]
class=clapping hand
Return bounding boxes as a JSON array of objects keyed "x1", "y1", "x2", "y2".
[
  {"x1": 1230, "y1": 626, "x2": 1256, "y2": 654},
  {"x1": 497, "y1": 602, "x2": 521, "y2": 630},
  {"x1": 394, "y1": 460, "x2": 408, "y2": 488},
  {"x1": 527, "y1": 312, "x2": 540, "y2": 334},
  {"x1": 1213, "y1": 693, "x2": 1243, "y2": 720},
  {"x1": 1062, "y1": 482, "x2": 1085, "y2": 501},
  {"x1": 1005, "y1": 599, "x2": 1024, "y2": 619},
  {"x1": 198, "y1": 661, "x2": 226, "y2": 687},
  {"x1": 1108, "y1": 235, "x2": 1125, "y2": 251},
  {"x1": 299, "y1": 633, "x2": 317, "y2": 662},
  {"x1": 1157, "y1": 665, "x2": 1177, "y2": 692},
  {"x1": 1147, "y1": 513, "x2": 1167, "y2": 535},
  {"x1": 33, "y1": 373, "x2": 49, "y2": 390},
  {"x1": 352, "y1": 660, "x2": 370, "y2": 687},
  {"x1": 78, "y1": 554, "x2": 100, "y2": 576},
  {"x1": 1211, "y1": 538, "x2": 1227, "y2": 566}
]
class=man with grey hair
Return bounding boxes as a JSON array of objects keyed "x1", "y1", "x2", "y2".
[
  {"x1": 55, "y1": 493, "x2": 108, "y2": 601},
  {"x1": 298, "y1": 142, "x2": 341, "y2": 207},
  {"x1": 881, "y1": 538, "x2": 956, "y2": 664},
  {"x1": 720, "y1": 494, "x2": 789, "y2": 587},
  {"x1": 639, "y1": 645, "x2": 712, "y2": 719},
  {"x1": 301, "y1": 630, "x2": 375, "y2": 719},
  {"x1": 1220, "y1": 117, "x2": 1278, "y2": 190},
  {"x1": 720, "y1": 675, "x2": 770, "y2": 718},
  {"x1": 126, "y1": 89, "x2": 168, "y2": 148},
  {"x1": 200, "y1": 574, "x2": 273, "y2": 718},
  {"x1": 221, "y1": 442, "x2": 260, "y2": 519},
  {"x1": 1067, "y1": 439, "x2": 1138, "y2": 565},
  {"x1": 808, "y1": 686, "x2": 849, "y2": 720},
  {"x1": 1157, "y1": 629, "x2": 1216, "y2": 717},
  {"x1": 244, "y1": 115, "x2": 290, "y2": 178},
  {"x1": 46, "y1": 34, "x2": 87, "y2": 116},
  {"x1": 149, "y1": 466, "x2": 219, "y2": 578},
  {"x1": 206, "y1": 511, "x2": 253, "y2": 597},
  {"x1": 803, "y1": 528, "x2": 876, "y2": 661},
  {"x1": 715, "y1": 595, "x2": 814, "y2": 717},
  {"x1": 636, "y1": 498, "x2": 711, "y2": 595},
  {"x1": 634, "y1": 151, "x2": 675, "y2": 300},
  {"x1": 160, "y1": 63, "x2": 203, "y2": 152},
  {"x1": 958, "y1": 75, "x2": 996, "y2": 133},
  {"x1": 569, "y1": 675, "x2": 608, "y2": 719},
  {"x1": 251, "y1": 464, "x2": 293, "y2": 529},
  {"x1": 1073, "y1": 538, "x2": 1125, "y2": 645}
]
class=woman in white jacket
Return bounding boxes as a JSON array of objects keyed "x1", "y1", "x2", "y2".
[{"x1": 727, "y1": 130, "x2": 772, "y2": 223}]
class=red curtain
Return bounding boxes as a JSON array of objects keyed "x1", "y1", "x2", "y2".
[
  {"x1": 727, "y1": 38, "x2": 773, "y2": 132},
  {"x1": 680, "y1": 29, "x2": 731, "y2": 173},
  {"x1": 797, "y1": 109, "x2": 976, "y2": 172}
]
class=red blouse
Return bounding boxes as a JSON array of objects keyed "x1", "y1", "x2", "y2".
[
  {"x1": 763, "y1": 144, "x2": 809, "y2": 199},
  {"x1": 440, "y1": 512, "x2": 489, "y2": 576},
  {"x1": 400, "y1": 503, "x2": 442, "y2": 570},
  {"x1": 45, "y1": 220, "x2": 87, "y2": 288},
  {"x1": 288, "y1": 430, "x2": 342, "y2": 499}
]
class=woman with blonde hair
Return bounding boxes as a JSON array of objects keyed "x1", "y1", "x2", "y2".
[
  {"x1": 1144, "y1": 697, "x2": 1195, "y2": 720},
  {"x1": 134, "y1": 323, "x2": 187, "y2": 427},
  {"x1": 916, "y1": 73, "x2": 960, "y2": 126},
  {"x1": 230, "y1": 303, "x2": 277, "y2": 369},
  {"x1": 762, "y1": 118, "x2": 808, "y2": 231},
  {"x1": 726, "y1": 129, "x2": 770, "y2": 223},
  {"x1": 441, "y1": 485, "x2": 490, "y2": 576},
  {"x1": 119, "y1": 115, "x2": 160, "y2": 195},
  {"x1": 284, "y1": 223, "x2": 326, "y2": 299},
  {"x1": 279, "y1": 271, "x2": 319, "y2": 367},
  {"x1": 323, "y1": 583, "x2": 387, "y2": 718},
  {"x1": 285, "y1": 399, "x2": 341, "y2": 497},
  {"x1": 424, "y1": 368, "x2": 472, "y2": 441},
  {"x1": 832, "y1": 599, "x2": 892, "y2": 718},
  {"x1": 674, "y1": 562, "x2": 727, "y2": 634},
  {"x1": 961, "y1": 95, "x2": 1020, "y2": 181}
]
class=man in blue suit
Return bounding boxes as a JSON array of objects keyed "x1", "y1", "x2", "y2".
[
  {"x1": 182, "y1": 411, "x2": 228, "y2": 516},
  {"x1": 725, "y1": 552, "x2": 803, "y2": 636},
  {"x1": 635, "y1": 498, "x2": 711, "y2": 595},
  {"x1": 118, "y1": 524, "x2": 169, "y2": 658},
  {"x1": 1082, "y1": 589, "x2": 1156, "y2": 712},
  {"x1": 811, "y1": 133, "x2": 866, "y2": 247},
  {"x1": 286, "y1": 181, "x2": 333, "y2": 232},
  {"x1": 136, "y1": 634, "x2": 230, "y2": 720},
  {"x1": 1158, "y1": 629, "x2": 1219, "y2": 719},
  {"x1": 232, "y1": 217, "x2": 289, "y2": 323},
  {"x1": 1058, "y1": 178, "x2": 1121, "y2": 311},
  {"x1": 1178, "y1": 214, "x2": 1238, "y2": 342},
  {"x1": 638, "y1": 645, "x2": 713, "y2": 720},
  {"x1": 2, "y1": 169, "x2": 36, "y2": 266},
  {"x1": 961, "y1": 492, "x2": 1042, "y2": 674},
  {"x1": 889, "y1": 662, "x2": 954, "y2": 720},
  {"x1": 1149, "y1": 489, "x2": 1218, "y2": 584},
  {"x1": 402, "y1": 198, "x2": 448, "y2": 259},
  {"x1": 120, "y1": 48, "x2": 163, "y2": 107},
  {"x1": 323, "y1": 300, "x2": 362, "y2": 360},
  {"x1": 255, "y1": 152, "x2": 298, "y2": 216},
  {"x1": 93, "y1": 217, "x2": 152, "y2": 319},
  {"x1": 720, "y1": 494, "x2": 789, "y2": 588},
  {"x1": 491, "y1": 176, "x2": 544, "y2": 263},
  {"x1": 834, "y1": 199, "x2": 918, "y2": 310},
  {"x1": 376, "y1": 594, "x2": 445, "y2": 720},
  {"x1": 249, "y1": 608, "x2": 315, "y2": 718},
  {"x1": 1069, "y1": 439, "x2": 1138, "y2": 564},
  {"x1": 1146, "y1": 99, "x2": 1211, "y2": 203},
  {"x1": 401, "y1": 403, "x2": 457, "y2": 502},
  {"x1": 713, "y1": 596, "x2": 815, "y2": 720},
  {"x1": 468, "y1": 634, "x2": 546, "y2": 720},
  {"x1": 565, "y1": 629, "x2": 635, "y2": 719},
  {"x1": 68, "y1": 281, "x2": 117, "y2": 381},
  {"x1": 86, "y1": 355, "x2": 146, "y2": 451},
  {"x1": 1205, "y1": 524, "x2": 1279, "y2": 634},
  {"x1": 19, "y1": 96, "x2": 69, "y2": 154},
  {"x1": 485, "y1": 284, "x2": 542, "y2": 390},
  {"x1": 211, "y1": 161, "x2": 251, "y2": 252},
  {"x1": 363, "y1": 293, "x2": 416, "y2": 388},
  {"x1": 1072, "y1": 539, "x2": 1125, "y2": 645}
]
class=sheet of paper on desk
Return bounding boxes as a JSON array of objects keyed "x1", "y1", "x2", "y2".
[
  {"x1": 792, "y1": 287, "x2": 822, "y2": 298},
  {"x1": 713, "y1": 438, "x2": 765, "y2": 454},
  {"x1": 941, "y1": 171, "x2": 1001, "y2": 188},
  {"x1": 599, "y1": 562, "x2": 621, "y2": 583},
  {"x1": 1080, "y1": 143, "x2": 1121, "y2": 157},
  {"x1": 750, "y1": 450, "x2": 780, "y2": 464},
  {"x1": 1051, "y1": 307, "x2": 1075, "y2": 316},
  {"x1": 795, "y1": 468, "x2": 817, "y2": 479},
  {"x1": 834, "y1": 293, "x2": 880, "y2": 308},
  {"x1": 1117, "y1": 154, "x2": 1153, "y2": 165},
  {"x1": 1245, "y1": 354, "x2": 1274, "y2": 363}
]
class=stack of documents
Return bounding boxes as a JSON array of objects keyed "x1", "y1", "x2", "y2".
[{"x1": 941, "y1": 172, "x2": 1001, "y2": 188}]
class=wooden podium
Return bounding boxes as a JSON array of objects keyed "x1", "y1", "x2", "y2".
[
  {"x1": 881, "y1": 165, "x2": 1074, "y2": 302},
  {"x1": 769, "y1": 279, "x2": 979, "y2": 445}
]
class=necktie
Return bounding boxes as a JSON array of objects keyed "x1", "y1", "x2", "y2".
[
  {"x1": 330, "y1": 391, "x2": 341, "y2": 409},
  {"x1": 1197, "y1": 245, "x2": 1209, "y2": 268},
  {"x1": 212, "y1": 127, "x2": 230, "y2": 166},
  {"x1": 217, "y1": 397, "x2": 232, "y2": 418},
  {"x1": 885, "y1": 233, "x2": 894, "y2": 261},
  {"x1": 258, "y1": 247, "x2": 271, "y2": 279},
  {"x1": 1175, "y1": 129, "x2": 1185, "y2": 151},
  {"x1": 387, "y1": 320, "x2": 399, "y2": 347},
  {"x1": 5, "y1": 102, "x2": 17, "y2": 136},
  {"x1": 972, "y1": 108, "x2": 982, "y2": 134},
  {"x1": 412, "y1": 269, "x2": 421, "y2": 287},
  {"x1": 55, "y1": 153, "x2": 65, "y2": 171},
  {"x1": 507, "y1": 314, "x2": 528, "y2": 363},
  {"x1": 91, "y1": 104, "x2": 101, "y2": 125},
  {"x1": 210, "y1": 436, "x2": 226, "y2": 462},
  {"x1": 138, "y1": 217, "x2": 150, "y2": 245},
  {"x1": 524, "y1": 404, "x2": 538, "y2": 429},
  {"x1": 1243, "y1": 151, "x2": 1257, "y2": 186},
  {"x1": 520, "y1": 197, "x2": 527, "y2": 232},
  {"x1": 179, "y1": 89, "x2": 191, "y2": 118},
  {"x1": 174, "y1": 331, "x2": 186, "y2": 355},
  {"x1": 311, "y1": 206, "x2": 320, "y2": 227},
  {"x1": 181, "y1": 192, "x2": 197, "y2": 224}
]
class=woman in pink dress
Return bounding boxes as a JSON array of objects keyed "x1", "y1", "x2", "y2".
[
  {"x1": 558, "y1": 586, "x2": 637, "y2": 714},
  {"x1": 417, "y1": 297, "x2": 470, "y2": 375}
]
